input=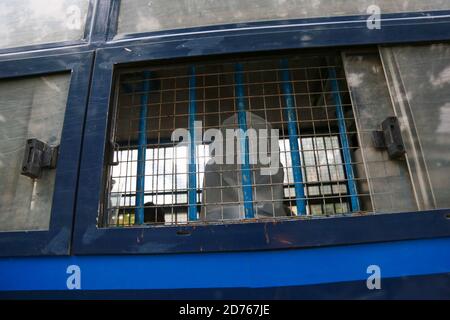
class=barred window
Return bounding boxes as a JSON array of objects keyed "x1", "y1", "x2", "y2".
[{"x1": 101, "y1": 51, "x2": 421, "y2": 227}]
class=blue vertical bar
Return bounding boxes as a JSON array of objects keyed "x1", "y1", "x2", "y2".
[
  {"x1": 135, "y1": 71, "x2": 151, "y2": 225},
  {"x1": 235, "y1": 63, "x2": 254, "y2": 219},
  {"x1": 188, "y1": 66, "x2": 198, "y2": 221},
  {"x1": 280, "y1": 59, "x2": 307, "y2": 215},
  {"x1": 329, "y1": 68, "x2": 360, "y2": 212}
]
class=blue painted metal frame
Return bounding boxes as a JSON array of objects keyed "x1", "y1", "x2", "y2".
[
  {"x1": 0, "y1": 51, "x2": 94, "y2": 257},
  {"x1": 235, "y1": 63, "x2": 254, "y2": 219},
  {"x1": 188, "y1": 66, "x2": 198, "y2": 221},
  {"x1": 90, "y1": 0, "x2": 117, "y2": 44},
  {"x1": 0, "y1": 3, "x2": 449, "y2": 256},
  {"x1": 0, "y1": 3, "x2": 449, "y2": 301},
  {"x1": 105, "y1": 0, "x2": 121, "y2": 41},
  {"x1": 280, "y1": 59, "x2": 306, "y2": 215},
  {"x1": 73, "y1": 9, "x2": 450, "y2": 255}
]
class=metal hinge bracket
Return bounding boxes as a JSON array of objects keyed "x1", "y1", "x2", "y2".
[{"x1": 21, "y1": 138, "x2": 59, "y2": 179}]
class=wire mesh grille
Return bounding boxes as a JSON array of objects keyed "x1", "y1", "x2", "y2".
[{"x1": 103, "y1": 53, "x2": 370, "y2": 227}]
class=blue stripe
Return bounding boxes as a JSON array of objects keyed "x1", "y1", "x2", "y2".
[
  {"x1": 328, "y1": 68, "x2": 360, "y2": 212},
  {"x1": 135, "y1": 71, "x2": 151, "y2": 225},
  {"x1": 280, "y1": 59, "x2": 306, "y2": 215},
  {"x1": 235, "y1": 63, "x2": 254, "y2": 219},
  {"x1": 1, "y1": 237, "x2": 449, "y2": 291},
  {"x1": 188, "y1": 66, "x2": 198, "y2": 221}
]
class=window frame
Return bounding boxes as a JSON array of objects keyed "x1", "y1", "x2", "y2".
[
  {"x1": 74, "y1": 19, "x2": 450, "y2": 254},
  {"x1": 0, "y1": 51, "x2": 94, "y2": 257}
]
